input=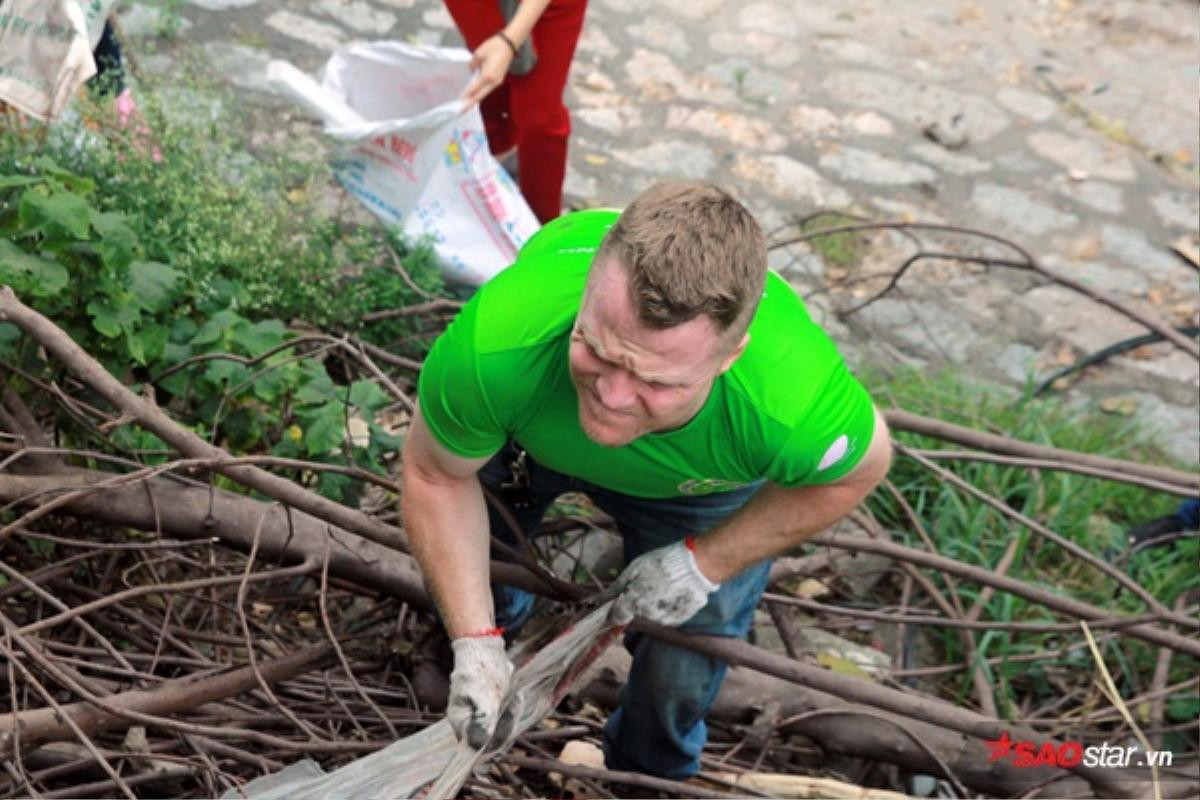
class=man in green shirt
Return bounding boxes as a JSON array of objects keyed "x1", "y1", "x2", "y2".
[{"x1": 402, "y1": 181, "x2": 891, "y2": 778}]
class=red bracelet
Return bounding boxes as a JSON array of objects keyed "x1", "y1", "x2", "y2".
[
  {"x1": 684, "y1": 535, "x2": 696, "y2": 552},
  {"x1": 460, "y1": 626, "x2": 505, "y2": 639}
]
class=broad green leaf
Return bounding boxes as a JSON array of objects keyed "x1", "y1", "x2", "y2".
[
  {"x1": 303, "y1": 401, "x2": 345, "y2": 456},
  {"x1": 169, "y1": 317, "x2": 198, "y2": 344},
  {"x1": 88, "y1": 210, "x2": 131, "y2": 237},
  {"x1": 223, "y1": 408, "x2": 266, "y2": 450},
  {"x1": 1168, "y1": 696, "x2": 1200, "y2": 721},
  {"x1": 128, "y1": 324, "x2": 168, "y2": 366},
  {"x1": 129, "y1": 260, "x2": 182, "y2": 312},
  {"x1": 348, "y1": 379, "x2": 389, "y2": 412},
  {"x1": 369, "y1": 424, "x2": 404, "y2": 451},
  {"x1": 0, "y1": 323, "x2": 20, "y2": 345},
  {"x1": 0, "y1": 322, "x2": 21, "y2": 359},
  {"x1": 204, "y1": 358, "x2": 251, "y2": 388},
  {"x1": 91, "y1": 211, "x2": 138, "y2": 271},
  {"x1": 251, "y1": 369, "x2": 289, "y2": 403},
  {"x1": 293, "y1": 370, "x2": 336, "y2": 406},
  {"x1": 0, "y1": 239, "x2": 69, "y2": 297},
  {"x1": 317, "y1": 470, "x2": 352, "y2": 502},
  {"x1": 234, "y1": 319, "x2": 287, "y2": 358},
  {"x1": 86, "y1": 296, "x2": 140, "y2": 338},
  {"x1": 126, "y1": 328, "x2": 146, "y2": 364},
  {"x1": 20, "y1": 190, "x2": 92, "y2": 241},
  {"x1": 31, "y1": 156, "x2": 94, "y2": 195},
  {"x1": 113, "y1": 426, "x2": 167, "y2": 453},
  {"x1": 270, "y1": 435, "x2": 303, "y2": 460},
  {"x1": 191, "y1": 309, "x2": 246, "y2": 347},
  {"x1": 0, "y1": 176, "x2": 41, "y2": 190}
]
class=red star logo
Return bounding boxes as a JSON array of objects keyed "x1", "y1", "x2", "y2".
[{"x1": 985, "y1": 731, "x2": 1013, "y2": 763}]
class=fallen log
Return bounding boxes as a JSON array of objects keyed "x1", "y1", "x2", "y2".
[{"x1": 0, "y1": 470, "x2": 551, "y2": 605}]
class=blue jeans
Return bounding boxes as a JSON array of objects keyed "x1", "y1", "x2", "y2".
[
  {"x1": 479, "y1": 443, "x2": 770, "y2": 779},
  {"x1": 1177, "y1": 498, "x2": 1199, "y2": 530}
]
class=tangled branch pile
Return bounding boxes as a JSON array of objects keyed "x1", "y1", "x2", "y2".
[{"x1": 0, "y1": 97, "x2": 1197, "y2": 799}]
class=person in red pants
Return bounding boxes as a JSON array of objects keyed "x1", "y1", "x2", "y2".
[{"x1": 444, "y1": 0, "x2": 588, "y2": 224}]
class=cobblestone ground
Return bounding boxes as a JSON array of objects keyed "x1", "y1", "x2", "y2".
[{"x1": 120, "y1": 0, "x2": 1199, "y2": 462}]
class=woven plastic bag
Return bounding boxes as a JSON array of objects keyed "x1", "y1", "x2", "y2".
[
  {"x1": 0, "y1": 0, "x2": 118, "y2": 120},
  {"x1": 266, "y1": 42, "x2": 540, "y2": 286},
  {"x1": 225, "y1": 602, "x2": 623, "y2": 800}
]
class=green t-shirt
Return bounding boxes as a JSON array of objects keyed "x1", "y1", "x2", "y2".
[{"x1": 418, "y1": 210, "x2": 877, "y2": 499}]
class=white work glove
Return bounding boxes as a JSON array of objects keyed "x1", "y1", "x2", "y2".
[
  {"x1": 609, "y1": 539, "x2": 719, "y2": 627},
  {"x1": 447, "y1": 634, "x2": 513, "y2": 749}
]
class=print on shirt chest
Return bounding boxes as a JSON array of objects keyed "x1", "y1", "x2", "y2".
[{"x1": 676, "y1": 477, "x2": 754, "y2": 495}]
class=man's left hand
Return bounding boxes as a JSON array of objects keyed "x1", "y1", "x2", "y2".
[{"x1": 609, "y1": 539, "x2": 718, "y2": 627}]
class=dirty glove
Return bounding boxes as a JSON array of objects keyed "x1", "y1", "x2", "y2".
[
  {"x1": 447, "y1": 633, "x2": 513, "y2": 749},
  {"x1": 609, "y1": 539, "x2": 719, "y2": 627}
]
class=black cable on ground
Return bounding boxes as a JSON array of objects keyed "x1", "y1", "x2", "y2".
[{"x1": 1032, "y1": 326, "x2": 1200, "y2": 397}]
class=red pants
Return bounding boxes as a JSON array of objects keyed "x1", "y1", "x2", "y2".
[{"x1": 444, "y1": 0, "x2": 587, "y2": 224}]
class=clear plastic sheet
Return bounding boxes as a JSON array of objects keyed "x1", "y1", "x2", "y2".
[{"x1": 225, "y1": 602, "x2": 622, "y2": 800}]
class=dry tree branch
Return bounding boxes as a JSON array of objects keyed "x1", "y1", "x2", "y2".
[
  {"x1": 0, "y1": 286, "x2": 408, "y2": 553},
  {"x1": 810, "y1": 531, "x2": 1200, "y2": 657},
  {"x1": 884, "y1": 409, "x2": 1199, "y2": 492},
  {"x1": 362, "y1": 298, "x2": 462, "y2": 323},
  {"x1": 896, "y1": 444, "x2": 1188, "y2": 623},
  {"x1": 318, "y1": 533, "x2": 399, "y2": 738},
  {"x1": 502, "y1": 755, "x2": 743, "y2": 799},
  {"x1": 1082, "y1": 622, "x2": 1163, "y2": 800},
  {"x1": 763, "y1": 594, "x2": 1178, "y2": 633},
  {"x1": 862, "y1": 486, "x2": 996, "y2": 715},
  {"x1": 235, "y1": 507, "x2": 328, "y2": 742},
  {"x1": 0, "y1": 554, "x2": 139, "y2": 673},
  {"x1": 904, "y1": 449, "x2": 1196, "y2": 495},
  {"x1": 0, "y1": 617, "x2": 336, "y2": 759},
  {"x1": 771, "y1": 221, "x2": 1199, "y2": 359},
  {"x1": 16, "y1": 550, "x2": 317, "y2": 638},
  {"x1": 0, "y1": 630, "x2": 136, "y2": 800}
]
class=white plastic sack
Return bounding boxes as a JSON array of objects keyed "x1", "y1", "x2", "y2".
[
  {"x1": 226, "y1": 602, "x2": 624, "y2": 800},
  {"x1": 267, "y1": 43, "x2": 541, "y2": 286},
  {"x1": 0, "y1": 0, "x2": 115, "y2": 120}
]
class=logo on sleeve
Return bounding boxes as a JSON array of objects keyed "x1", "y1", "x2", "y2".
[{"x1": 817, "y1": 434, "x2": 850, "y2": 471}]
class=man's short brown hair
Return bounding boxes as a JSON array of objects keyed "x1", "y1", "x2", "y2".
[{"x1": 594, "y1": 181, "x2": 767, "y2": 339}]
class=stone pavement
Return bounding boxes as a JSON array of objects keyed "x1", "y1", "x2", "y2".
[{"x1": 118, "y1": 0, "x2": 1199, "y2": 462}]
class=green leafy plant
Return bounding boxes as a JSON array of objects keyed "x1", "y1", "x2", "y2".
[{"x1": 0, "y1": 79, "x2": 436, "y2": 502}]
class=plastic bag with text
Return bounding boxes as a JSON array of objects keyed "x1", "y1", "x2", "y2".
[
  {"x1": 224, "y1": 602, "x2": 623, "y2": 800},
  {"x1": 0, "y1": 0, "x2": 119, "y2": 120},
  {"x1": 267, "y1": 42, "x2": 540, "y2": 286}
]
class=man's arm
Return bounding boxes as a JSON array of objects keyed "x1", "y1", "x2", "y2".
[
  {"x1": 692, "y1": 406, "x2": 892, "y2": 583},
  {"x1": 401, "y1": 404, "x2": 496, "y2": 637}
]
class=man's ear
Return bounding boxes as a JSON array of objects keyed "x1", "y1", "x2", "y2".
[{"x1": 718, "y1": 333, "x2": 749, "y2": 373}]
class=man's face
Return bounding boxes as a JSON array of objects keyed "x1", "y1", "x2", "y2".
[{"x1": 568, "y1": 257, "x2": 745, "y2": 447}]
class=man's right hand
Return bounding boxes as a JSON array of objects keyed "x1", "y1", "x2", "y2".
[
  {"x1": 461, "y1": 35, "x2": 514, "y2": 108},
  {"x1": 447, "y1": 634, "x2": 513, "y2": 749}
]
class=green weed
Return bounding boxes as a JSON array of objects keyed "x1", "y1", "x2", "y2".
[{"x1": 863, "y1": 367, "x2": 1196, "y2": 723}]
